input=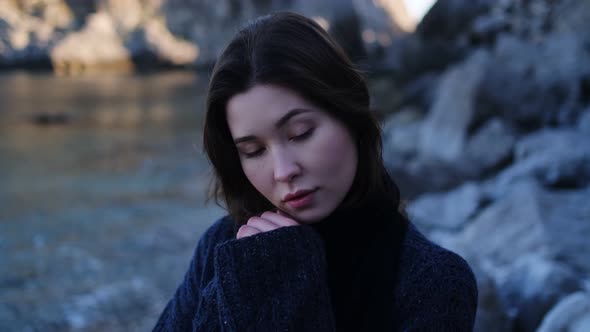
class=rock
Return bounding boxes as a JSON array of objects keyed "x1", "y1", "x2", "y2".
[
  {"x1": 386, "y1": 156, "x2": 471, "y2": 200},
  {"x1": 472, "y1": 179, "x2": 590, "y2": 274},
  {"x1": 536, "y1": 291, "x2": 590, "y2": 332},
  {"x1": 470, "y1": 259, "x2": 512, "y2": 332},
  {"x1": 456, "y1": 180, "x2": 550, "y2": 266},
  {"x1": 477, "y1": 32, "x2": 590, "y2": 129},
  {"x1": 407, "y1": 182, "x2": 483, "y2": 232},
  {"x1": 463, "y1": 117, "x2": 516, "y2": 174},
  {"x1": 382, "y1": 107, "x2": 423, "y2": 160},
  {"x1": 135, "y1": 19, "x2": 200, "y2": 66},
  {"x1": 417, "y1": 0, "x2": 493, "y2": 41},
  {"x1": 470, "y1": 12, "x2": 510, "y2": 44},
  {"x1": 419, "y1": 49, "x2": 491, "y2": 161},
  {"x1": 578, "y1": 109, "x2": 590, "y2": 132},
  {"x1": 490, "y1": 128, "x2": 590, "y2": 193},
  {"x1": 534, "y1": 186, "x2": 590, "y2": 276},
  {"x1": 2, "y1": 0, "x2": 412, "y2": 69},
  {"x1": 50, "y1": 12, "x2": 132, "y2": 74},
  {"x1": 496, "y1": 254, "x2": 583, "y2": 332}
]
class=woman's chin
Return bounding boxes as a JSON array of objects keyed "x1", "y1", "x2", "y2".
[{"x1": 288, "y1": 209, "x2": 332, "y2": 225}]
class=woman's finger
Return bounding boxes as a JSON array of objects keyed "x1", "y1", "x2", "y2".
[
  {"x1": 236, "y1": 224, "x2": 261, "y2": 239},
  {"x1": 246, "y1": 216, "x2": 280, "y2": 232},
  {"x1": 260, "y1": 211, "x2": 299, "y2": 227}
]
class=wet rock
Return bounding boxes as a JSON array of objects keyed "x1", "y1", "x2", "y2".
[{"x1": 536, "y1": 291, "x2": 590, "y2": 332}]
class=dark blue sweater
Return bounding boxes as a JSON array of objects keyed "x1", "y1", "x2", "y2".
[{"x1": 153, "y1": 206, "x2": 477, "y2": 331}]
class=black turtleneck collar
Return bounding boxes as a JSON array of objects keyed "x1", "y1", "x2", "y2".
[{"x1": 310, "y1": 195, "x2": 409, "y2": 332}]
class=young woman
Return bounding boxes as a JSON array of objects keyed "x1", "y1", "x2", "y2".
[{"x1": 154, "y1": 12, "x2": 477, "y2": 332}]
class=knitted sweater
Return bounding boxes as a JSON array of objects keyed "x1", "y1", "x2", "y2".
[{"x1": 153, "y1": 209, "x2": 478, "y2": 331}]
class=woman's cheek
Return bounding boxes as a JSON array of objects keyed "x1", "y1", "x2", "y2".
[{"x1": 242, "y1": 160, "x2": 270, "y2": 193}]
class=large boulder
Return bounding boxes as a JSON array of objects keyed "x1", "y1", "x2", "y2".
[{"x1": 418, "y1": 50, "x2": 491, "y2": 161}]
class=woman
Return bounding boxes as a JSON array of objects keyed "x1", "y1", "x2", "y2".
[{"x1": 154, "y1": 12, "x2": 477, "y2": 332}]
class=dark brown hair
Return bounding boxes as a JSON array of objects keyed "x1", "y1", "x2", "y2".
[{"x1": 203, "y1": 11, "x2": 401, "y2": 224}]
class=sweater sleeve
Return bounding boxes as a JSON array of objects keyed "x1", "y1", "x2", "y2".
[
  {"x1": 153, "y1": 220, "x2": 336, "y2": 332},
  {"x1": 397, "y1": 250, "x2": 478, "y2": 331},
  {"x1": 213, "y1": 225, "x2": 336, "y2": 331}
]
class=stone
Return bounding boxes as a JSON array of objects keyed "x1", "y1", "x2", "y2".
[
  {"x1": 475, "y1": 178, "x2": 590, "y2": 274},
  {"x1": 418, "y1": 49, "x2": 491, "y2": 161},
  {"x1": 381, "y1": 107, "x2": 423, "y2": 160},
  {"x1": 464, "y1": 117, "x2": 515, "y2": 174},
  {"x1": 470, "y1": 259, "x2": 512, "y2": 332},
  {"x1": 407, "y1": 182, "x2": 483, "y2": 232},
  {"x1": 1, "y1": 0, "x2": 411, "y2": 69},
  {"x1": 477, "y1": 32, "x2": 590, "y2": 129},
  {"x1": 490, "y1": 128, "x2": 590, "y2": 193},
  {"x1": 456, "y1": 180, "x2": 550, "y2": 266},
  {"x1": 496, "y1": 254, "x2": 583, "y2": 332},
  {"x1": 536, "y1": 291, "x2": 590, "y2": 332},
  {"x1": 577, "y1": 108, "x2": 590, "y2": 133},
  {"x1": 50, "y1": 12, "x2": 132, "y2": 73}
]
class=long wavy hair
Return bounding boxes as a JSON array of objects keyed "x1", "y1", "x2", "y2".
[{"x1": 203, "y1": 11, "x2": 401, "y2": 224}]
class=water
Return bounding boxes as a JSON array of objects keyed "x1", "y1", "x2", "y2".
[{"x1": 0, "y1": 71, "x2": 224, "y2": 331}]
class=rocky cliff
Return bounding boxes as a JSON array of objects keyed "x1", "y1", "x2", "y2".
[{"x1": 0, "y1": 0, "x2": 412, "y2": 73}]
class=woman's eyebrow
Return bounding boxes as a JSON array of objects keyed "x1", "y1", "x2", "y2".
[
  {"x1": 233, "y1": 108, "x2": 313, "y2": 144},
  {"x1": 275, "y1": 108, "x2": 313, "y2": 129}
]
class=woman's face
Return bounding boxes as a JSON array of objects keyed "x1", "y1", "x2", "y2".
[{"x1": 226, "y1": 84, "x2": 358, "y2": 223}]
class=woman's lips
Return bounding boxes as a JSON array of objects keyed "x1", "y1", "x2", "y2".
[{"x1": 285, "y1": 189, "x2": 316, "y2": 209}]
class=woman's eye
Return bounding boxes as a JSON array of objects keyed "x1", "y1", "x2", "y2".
[
  {"x1": 290, "y1": 128, "x2": 314, "y2": 141},
  {"x1": 243, "y1": 148, "x2": 265, "y2": 159}
]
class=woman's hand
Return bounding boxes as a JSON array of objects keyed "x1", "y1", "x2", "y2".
[{"x1": 237, "y1": 211, "x2": 299, "y2": 239}]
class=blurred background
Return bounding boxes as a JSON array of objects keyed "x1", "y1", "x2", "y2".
[{"x1": 1, "y1": 0, "x2": 589, "y2": 331}]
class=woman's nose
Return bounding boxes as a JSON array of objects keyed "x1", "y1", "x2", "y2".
[{"x1": 272, "y1": 148, "x2": 301, "y2": 182}]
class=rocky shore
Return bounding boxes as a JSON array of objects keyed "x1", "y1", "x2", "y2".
[
  {"x1": 380, "y1": 1, "x2": 590, "y2": 331},
  {"x1": 2, "y1": 0, "x2": 590, "y2": 331}
]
